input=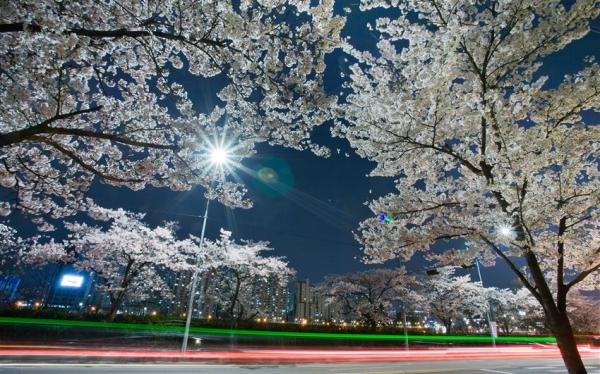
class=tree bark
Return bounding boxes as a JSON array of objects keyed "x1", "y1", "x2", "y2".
[
  {"x1": 520, "y1": 250, "x2": 587, "y2": 374},
  {"x1": 546, "y1": 309, "x2": 587, "y2": 374}
]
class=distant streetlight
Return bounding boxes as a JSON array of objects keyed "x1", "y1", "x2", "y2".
[{"x1": 181, "y1": 142, "x2": 234, "y2": 352}]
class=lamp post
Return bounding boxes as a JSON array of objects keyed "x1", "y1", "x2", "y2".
[
  {"x1": 402, "y1": 305, "x2": 408, "y2": 350},
  {"x1": 181, "y1": 145, "x2": 232, "y2": 352},
  {"x1": 475, "y1": 258, "x2": 496, "y2": 348},
  {"x1": 476, "y1": 222, "x2": 515, "y2": 347}
]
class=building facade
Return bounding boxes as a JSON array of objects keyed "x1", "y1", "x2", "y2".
[{"x1": 293, "y1": 278, "x2": 339, "y2": 323}]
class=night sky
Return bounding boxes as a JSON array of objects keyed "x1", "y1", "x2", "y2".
[{"x1": 4, "y1": 2, "x2": 600, "y2": 288}]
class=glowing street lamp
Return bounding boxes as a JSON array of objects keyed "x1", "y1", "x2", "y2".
[
  {"x1": 497, "y1": 224, "x2": 514, "y2": 238},
  {"x1": 182, "y1": 141, "x2": 235, "y2": 352},
  {"x1": 209, "y1": 146, "x2": 230, "y2": 167}
]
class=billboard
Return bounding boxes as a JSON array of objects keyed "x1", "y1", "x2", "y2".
[{"x1": 60, "y1": 274, "x2": 84, "y2": 288}]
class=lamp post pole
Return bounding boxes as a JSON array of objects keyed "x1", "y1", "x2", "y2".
[
  {"x1": 181, "y1": 197, "x2": 210, "y2": 352},
  {"x1": 181, "y1": 143, "x2": 233, "y2": 352},
  {"x1": 475, "y1": 258, "x2": 496, "y2": 347},
  {"x1": 402, "y1": 306, "x2": 409, "y2": 350}
]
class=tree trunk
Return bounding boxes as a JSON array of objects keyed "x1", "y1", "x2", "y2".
[
  {"x1": 521, "y1": 250, "x2": 587, "y2": 374},
  {"x1": 500, "y1": 321, "x2": 511, "y2": 335},
  {"x1": 105, "y1": 259, "x2": 135, "y2": 322},
  {"x1": 228, "y1": 272, "x2": 242, "y2": 321},
  {"x1": 444, "y1": 319, "x2": 452, "y2": 334},
  {"x1": 547, "y1": 311, "x2": 586, "y2": 374},
  {"x1": 236, "y1": 303, "x2": 245, "y2": 323},
  {"x1": 106, "y1": 292, "x2": 126, "y2": 322}
]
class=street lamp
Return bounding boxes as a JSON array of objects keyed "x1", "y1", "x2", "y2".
[
  {"x1": 209, "y1": 147, "x2": 229, "y2": 167},
  {"x1": 181, "y1": 145, "x2": 232, "y2": 352},
  {"x1": 497, "y1": 224, "x2": 514, "y2": 238},
  {"x1": 474, "y1": 259, "x2": 496, "y2": 347}
]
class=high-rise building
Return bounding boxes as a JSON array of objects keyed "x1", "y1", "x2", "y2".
[
  {"x1": 310, "y1": 287, "x2": 337, "y2": 323},
  {"x1": 293, "y1": 278, "x2": 340, "y2": 323},
  {"x1": 251, "y1": 276, "x2": 288, "y2": 321},
  {"x1": 293, "y1": 278, "x2": 311, "y2": 321}
]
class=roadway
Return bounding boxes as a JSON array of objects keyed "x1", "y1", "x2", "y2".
[{"x1": 0, "y1": 359, "x2": 600, "y2": 373}]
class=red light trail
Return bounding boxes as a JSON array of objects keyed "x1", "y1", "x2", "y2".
[{"x1": 0, "y1": 345, "x2": 598, "y2": 363}]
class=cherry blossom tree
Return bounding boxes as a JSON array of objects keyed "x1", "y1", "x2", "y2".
[
  {"x1": 0, "y1": 223, "x2": 21, "y2": 273},
  {"x1": 0, "y1": 1, "x2": 345, "y2": 225},
  {"x1": 487, "y1": 287, "x2": 542, "y2": 335},
  {"x1": 197, "y1": 229, "x2": 294, "y2": 322},
  {"x1": 320, "y1": 267, "x2": 418, "y2": 328},
  {"x1": 0, "y1": 223, "x2": 17, "y2": 249},
  {"x1": 423, "y1": 267, "x2": 488, "y2": 334},
  {"x1": 24, "y1": 207, "x2": 194, "y2": 321},
  {"x1": 567, "y1": 290, "x2": 600, "y2": 334},
  {"x1": 337, "y1": 1, "x2": 599, "y2": 372}
]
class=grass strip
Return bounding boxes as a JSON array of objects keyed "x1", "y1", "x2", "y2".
[{"x1": 0, "y1": 316, "x2": 556, "y2": 343}]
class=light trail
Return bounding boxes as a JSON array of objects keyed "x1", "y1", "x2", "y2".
[
  {"x1": 0, "y1": 317, "x2": 558, "y2": 344},
  {"x1": 0, "y1": 345, "x2": 598, "y2": 363}
]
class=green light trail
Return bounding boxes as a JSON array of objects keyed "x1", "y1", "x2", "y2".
[{"x1": 0, "y1": 317, "x2": 556, "y2": 343}]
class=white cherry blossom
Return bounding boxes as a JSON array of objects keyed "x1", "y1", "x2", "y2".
[
  {"x1": 0, "y1": 1, "x2": 345, "y2": 223},
  {"x1": 23, "y1": 207, "x2": 195, "y2": 321},
  {"x1": 338, "y1": 1, "x2": 599, "y2": 371}
]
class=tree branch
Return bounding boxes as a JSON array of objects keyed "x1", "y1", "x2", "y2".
[
  {"x1": 479, "y1": 235, "x2": 542, "y2": 303},
  {"x1": 1, "y1": 22, "x2": 229, "y2": 49},
  {"x1": 370, "y1": 121, "x2": 483, "y2": 175},
  {"x1": 0, "y1": 106, "x2": 104, "y2": 147},
  {"x1": 565, "y1": 256, "x2": 600, "y2": 292},
  {"x1": 31, "y1": 136, "x2": 145, "y2": 184},
  {"x1": 42, "y1": 127, "x2": 178, "y2": 151}
]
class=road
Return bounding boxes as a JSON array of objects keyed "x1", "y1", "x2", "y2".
[
  {"x1": 0, "y1": 359, "x2": 599, "y2": 373},
  {"x1": 1, "y1": 345, "x2": 599, "y2": 373}
]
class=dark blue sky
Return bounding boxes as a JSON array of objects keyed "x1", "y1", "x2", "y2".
[{"x1": 5, "y1": 2, "x2": 600, "y2": 288}]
